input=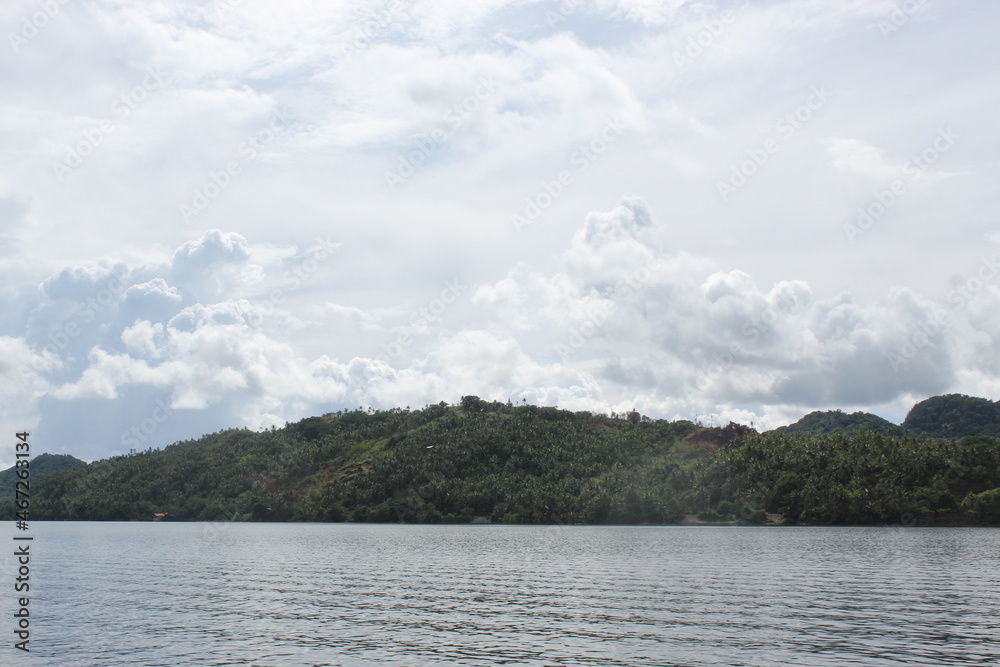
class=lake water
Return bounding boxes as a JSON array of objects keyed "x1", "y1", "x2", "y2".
[{"x1": 4, "y1": 522, "x2": 999, "y2": 666}]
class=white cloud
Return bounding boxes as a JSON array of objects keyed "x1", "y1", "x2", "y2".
[
  {"x1": 2, "y1": 194, "x2": 994, "y2": 460},
  {"x1": 2, "y1": 0, "x2": 999, "y2": 465}
]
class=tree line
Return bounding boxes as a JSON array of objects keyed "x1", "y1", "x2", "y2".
[{"x1": 3, "y1": 395, "x2": 999, "y2": 525}]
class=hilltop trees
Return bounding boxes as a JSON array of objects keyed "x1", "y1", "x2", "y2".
[
  {"x1": 4, "y1": 394, "x2": 1000, "y2": 526},
  {"x1": 902, "y1": 394, "x2": 1000, "y2": 438}
]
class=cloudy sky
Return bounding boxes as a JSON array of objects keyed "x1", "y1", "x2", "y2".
[{"x1": 1, "y1": 0, "x2": 998, "y2": 466}]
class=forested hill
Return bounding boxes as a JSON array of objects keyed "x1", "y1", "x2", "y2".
[
  {"x1": 3, "y1": 396, "x2": 1000, "y2": 526},
  {"x1": 10, "y1": 401, "x2": 701, "y2": 524},
  {"x1": 0, "y1": 453, "x2": 86, "y2": 502},
  {"x1": 902, "y1": 394, "x2": 1000, "y2": 438},
  {"x1": 773, "y1": 394, "x2": 1000, "y2": 439},
  {"x1": 773, "y1": 410, "x2": 903, "y2": 437}
]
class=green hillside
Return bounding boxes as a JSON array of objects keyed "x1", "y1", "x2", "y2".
[
  {"x1": 902, "y1": 394, "x2": 1000, "y2": 438},
  {"x1": 773, "y1": 410, "x2": 903, "y2": 437},
  {"x1": 3, "y1": 396, "x2": 1000, "y2": 526},
  {"x1": 5, "y1": 401, "x2": 705, "y2": 524},
  {"x1": 0, "y1": 453, "x2": 87, "y2": 502}
]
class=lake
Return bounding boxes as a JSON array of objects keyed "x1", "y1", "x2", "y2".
[{"x1": 5, "y1": 522, "x2": 999, "y2": 666}]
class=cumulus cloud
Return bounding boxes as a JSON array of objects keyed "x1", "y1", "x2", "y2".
[
  {"x1": 167, "y1": 229, "x2": 260, "y2": 299},
  {"x1": 0, "y1": 229, "x2": 353, "y2": 458},
  {"x1": 464, "y1": 196, "x2": 982, "y2": 426},
  {"x1": 0, "y1": 196, "x2": 995, "y2": 464},
  {"x1": 3, "y1": 0, "x2": 999, "y2": 466}
]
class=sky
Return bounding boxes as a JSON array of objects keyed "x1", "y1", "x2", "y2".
[{"x1": 1, "y1": 0, "x2": 998, "y2": 467}]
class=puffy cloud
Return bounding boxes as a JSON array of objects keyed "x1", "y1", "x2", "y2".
[
  {"x1": 120, "y1": 278, "x2": 183, "y2": 324},
  {"x1": 167, "y1": 229, "x2": 259, "y2": 300},
  {"x1": 1, "y1": 196, "x2": 997, "y2": 463},
  {"x1": 3, "y1": 0, "x2": 1000, "y2": 465},
  {"x1": 562, "y1": 197, "x2": 664, "y2": 284},
  {"x1": 171, "y1": 229, "x2": 250, "y2": 268},
  {"x1": 51, "y1": 348, "x2": 147, "y2": 401},
  {"x1": 0, "y1": 336, "x2": 61, "y2": 463},
  {"x1": 466, "y1": 196, "x2": 984, "y2": 427}
]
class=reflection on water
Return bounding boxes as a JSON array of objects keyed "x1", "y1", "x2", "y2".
[{"x1": 11, "y1": 523, "x2": 1000, "y2": 666}]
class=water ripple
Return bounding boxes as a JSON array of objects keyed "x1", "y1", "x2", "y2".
[{"x1": 12, "y1": 523, "x2": 1000, "y2": 666}]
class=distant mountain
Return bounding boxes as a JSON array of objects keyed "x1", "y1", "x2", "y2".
[
  {"x1": 902, "y1": 394, "x2": 1000, "y2": 439},
  {"x1": 0, "y1": 453, "x2": 87, "y2": 501},
  {"x1": 773, "y1": 410, "x2": 903, "y2": 437}
]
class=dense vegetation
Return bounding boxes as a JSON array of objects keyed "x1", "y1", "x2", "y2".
[
  {"x1": 3, "y1": 395, "x2": 999, "y2": 526},
  {"x1": 901, "y1": 394, "x2": 1000, "y2": 438},
  {"x1": 774, "y1": 410, "x2": 903, "y2": 437},
  {"x1": 0, "y1": 453, "x2": 86, "y2": 502},
  {"x1": 713, "y1": 431, "x2": 999, "y2": 524},
  {"x1": 4, "y1": 401, "x2": 704, "y2": 524}
]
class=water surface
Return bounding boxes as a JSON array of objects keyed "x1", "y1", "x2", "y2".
[{"x1": 7, "y1": 522, "x2": 999, "y2": 666}]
